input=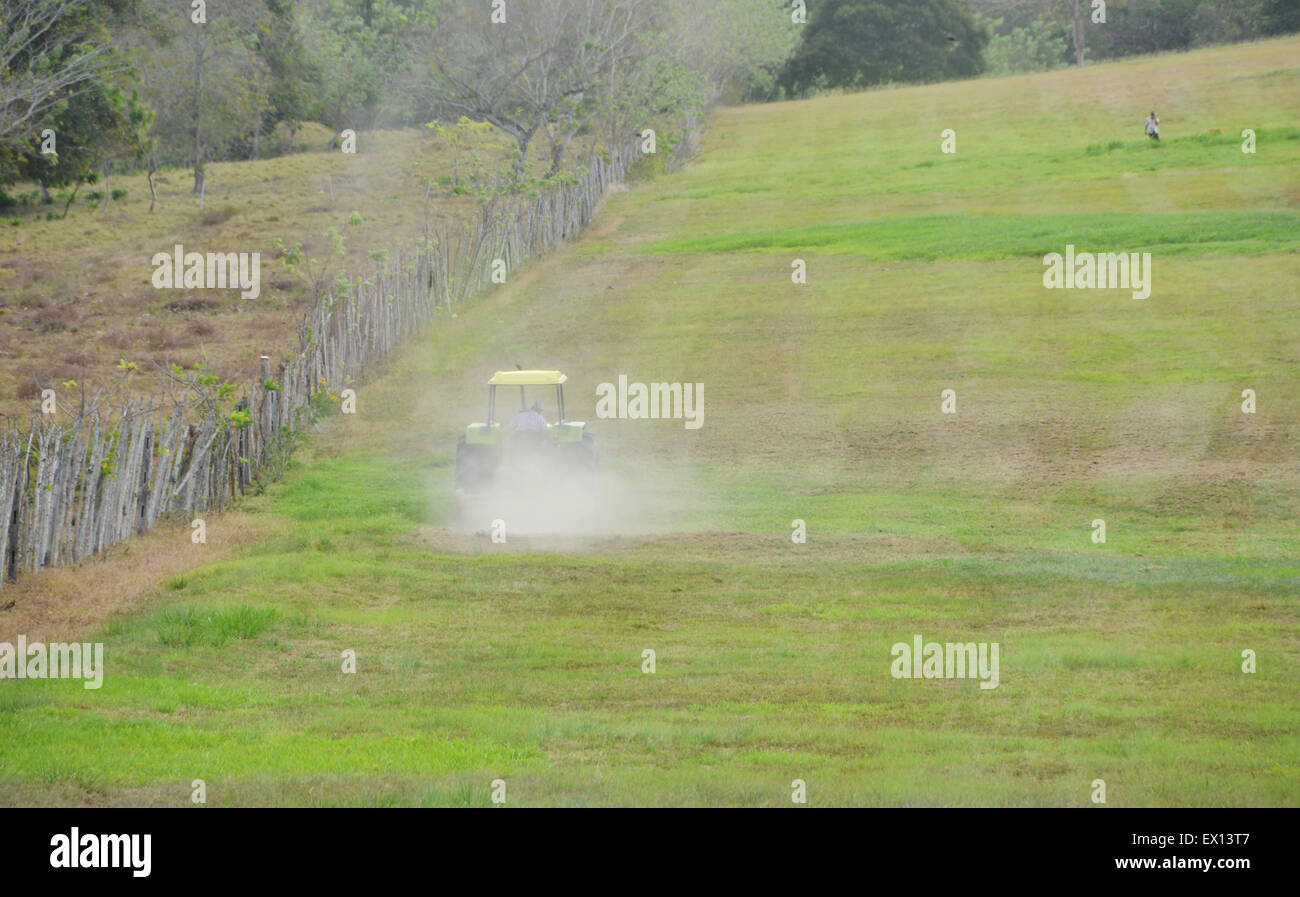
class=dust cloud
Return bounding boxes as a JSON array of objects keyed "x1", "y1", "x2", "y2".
[{"x1": 452, "y1": 462, "x2": 689, "y2": 539}]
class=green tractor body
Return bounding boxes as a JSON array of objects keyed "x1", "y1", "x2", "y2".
[{"x1": 454, "y1": 370, "x2": 597, "y2": 495}]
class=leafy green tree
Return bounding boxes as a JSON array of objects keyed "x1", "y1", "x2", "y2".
[
  {"x1": 299, "y1": 0, "x2": 435, "y2": 133},
  {"x1": 777, "y1": 0, "x2": 989, "y2": 96},
  {"x1": 19, "y1": 84, "x2": 151, "y2": 215},
  {"x1": 0, "y1": 0, "x2": 118, "y2": 153},
  {"x1": 979, "y1": 15, "x2": 1069, "y2": 74},
  {"x1": 650, "y1": 0, "x2": 801, "y2": 104},
  {"x1": 129, "y1": 0, "x2": 271, "y2": 195},
  {"x1": 1258, "y1": 0, "x2": 1300, "y2": 34},
  {"x1": 253, "y1": 0, "x2": 317, "y2": 156},
  {"x1": 0, "y1": 0, "x2": 143, "y2": 207}
]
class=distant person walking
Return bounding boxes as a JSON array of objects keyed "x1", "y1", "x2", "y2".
[{"x1": 1145, "y1": 111, "x2": 1160, "y2": 141}]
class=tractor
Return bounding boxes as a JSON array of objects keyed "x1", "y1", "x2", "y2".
[{"x1": 454, "y1": 370, "x2": 597, "y2": 496}]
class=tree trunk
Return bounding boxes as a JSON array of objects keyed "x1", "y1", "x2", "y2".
[
  {"x1": 62, "y1": 181, "x2": 80, "y2": 218},
  {"x1": 513, "y1": 135, "x2": 531, "y2": 176},
  {"x1": 147, "y1": 155, "x2": 158, "y2": 213},
  {"x1": 1071, "y1": 0, "x2": 1087, "y2": 66},
  {"x1": 191, "y1": 56, "x2": 204, "y2": 193},
  {"x1": 547, "y1": 130, "x2": 575, "y2": 177},
  {"x1": 193, "y1": 166, "x2": 205, "y2": 197}
]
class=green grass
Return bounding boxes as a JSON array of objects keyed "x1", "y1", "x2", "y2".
[
  {"x1": 1, "y1": 37, "x2": 1298, "y2": 807},
  {"x1": 650, "y1": 210, "x2": 1300, "y2": 258},
  {"x1": 152, "y1": 605, "x2": 280, "y2": 648}
]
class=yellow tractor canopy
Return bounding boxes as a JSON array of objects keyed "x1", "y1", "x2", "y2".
[{"x1": 489, "y1": 370, "x2": 567, "y2": 386}]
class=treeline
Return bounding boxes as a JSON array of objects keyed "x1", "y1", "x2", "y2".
[
  {"x1": 775, "y1": 0, "x2": 1299, "y2": 95},
  {"x1": 3, "y1": 0, "x2": 1297, "y2": 203},
  {"x1": 975, "y1": 0, "x2": 1300, "y2": 75},
  {"x1": 0, "y1": 0, "x2": 797, "y2": 204}
]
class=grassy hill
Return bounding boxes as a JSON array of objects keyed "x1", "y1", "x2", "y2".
[{"x1": 1, "y1": 37, "x2": 1297, "y2": 806}]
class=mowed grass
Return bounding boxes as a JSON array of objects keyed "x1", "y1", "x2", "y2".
[
  {"x1": 651, "y1": 209, "x2": 1299, "y2": 258},
  {"x1": 2, "y1": 38, "x2": 1298, "y2": 806}
]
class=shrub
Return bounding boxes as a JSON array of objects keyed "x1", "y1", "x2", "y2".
[
  {"x1": 143, "y1": 324, "x2": 181, "y2": 351},
  {"x1": 101, "y1": 330, "x2": 136, "y2": 351},
  {"x1": 165, "y1": 295, "x2": 217, "y2": 313},
  {"x1": 33, "y1": 305, "x2": 77, "y2": 333},
  {"x1": 200, "y1": 205, "x2": 237, "y2": 226}
]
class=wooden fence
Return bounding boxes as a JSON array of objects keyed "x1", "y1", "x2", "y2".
[{"x1": 0, "y1": 137, "x2": 643, "y2": 587}]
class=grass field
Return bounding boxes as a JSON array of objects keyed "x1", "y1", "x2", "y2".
[{"x1": 1, "y1": 37, "x2": 1298, "y2": 807}]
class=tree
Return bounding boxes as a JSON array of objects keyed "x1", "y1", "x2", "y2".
[
  {"x1": 253, "y1": 0, "x2": 316, "y2": 156},
  {"x1": 0, "y1": 0, "x2": 147, "y2": 208},
  {"x1": 299, "y1": 0, "x2": 434, "y2": 134},
  {"x1": 978, "y1": 14, "x2": 1069, "y2": 73},
  {"x1": 701, "y1": 0, "x2": 802, "y2": 103},
  {"x1": 17, "y1": 83, "x2": 151, "y2": 215},
  {"x1": 128, "y1": 0, "x2": 271, "y2": 196},
  {"x1": 777, "y1": 0, "x2": 989, "y2": 96},
  {"x1": 420, "y1": 0, "x2": 654, "y2": 177},
  {"x1": 1260, "y1": 0, "x2": 1300, "y2": 34},
  {"x1": 0, "y1": 0, "x2": 116, "y2": 153}
]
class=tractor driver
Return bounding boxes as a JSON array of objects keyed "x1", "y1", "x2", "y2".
[{"x1": 510, "y1": 401, "x2": 548, "y2": 433}]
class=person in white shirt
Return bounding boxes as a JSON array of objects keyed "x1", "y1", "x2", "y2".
[
  {"x1": 510, "y1": 402, "x2": 548, "y2": 433},
  {"x1": 1145, "y1": 111, "x2": 1160, "y2": 141}
]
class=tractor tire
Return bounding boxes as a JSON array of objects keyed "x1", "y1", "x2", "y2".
[
  {"x1": 565, "y1": 431, "x2": 597, "y2": 474},
  {"x1": 455, "y1": 436, "x2": 498, "y2": 492}
]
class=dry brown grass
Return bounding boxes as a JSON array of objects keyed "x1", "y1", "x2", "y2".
[
  {"x1": 0, "y1": 125, "x2": 528, "y2": 416},
  {"x1": 0, "y1": 505, "x2": 287, "y2": 644}
]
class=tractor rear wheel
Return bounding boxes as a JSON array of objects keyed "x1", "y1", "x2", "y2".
[
  {"x1": 455, "y1": 436, "x2": 498, "y2": 492},
  {"x1": 564, "y1": 431, "x2": 597, "y2": 474}
]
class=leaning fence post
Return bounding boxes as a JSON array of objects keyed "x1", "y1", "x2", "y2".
[{"x1": 136, "y1": 424, "x2": 151, "y2": 536}]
